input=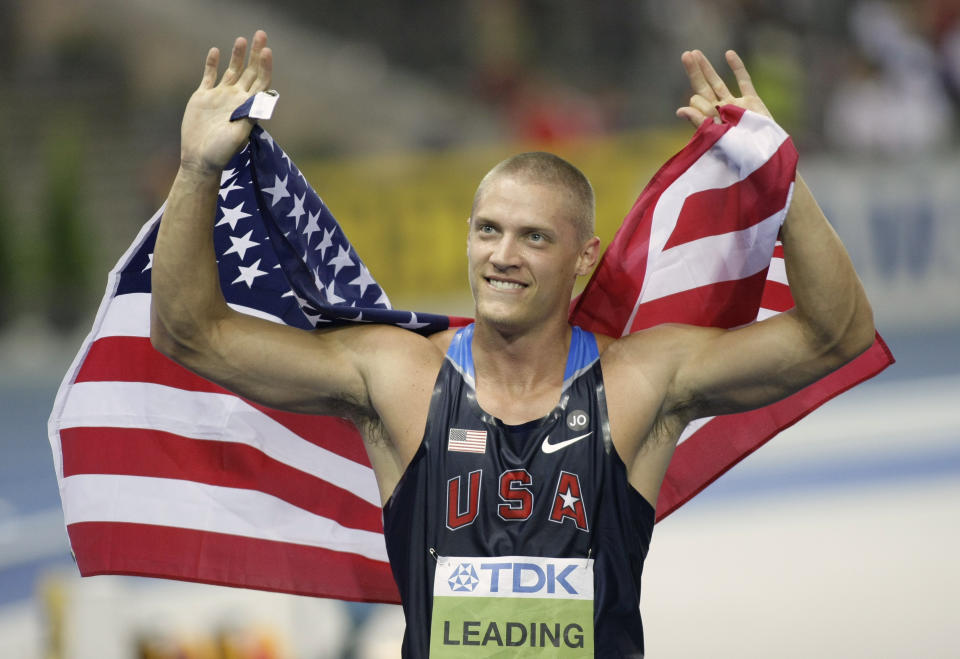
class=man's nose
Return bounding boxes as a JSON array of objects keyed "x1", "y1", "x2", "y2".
[{"x1": 490, "y1": 237, "x2": 521, "y2": 269}]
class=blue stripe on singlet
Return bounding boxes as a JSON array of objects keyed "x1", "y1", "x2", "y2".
[
  {"x1": 445, "y1": 323, "x2": 476, "y2": 388},
  {"x1": 563, "y1": 326, "x2": 599, "y2": 391},
  {"x1": 446, "y1": 324, "x2": 599, "y2": 393}
]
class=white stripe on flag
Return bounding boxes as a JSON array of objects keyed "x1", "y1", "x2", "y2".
[
  {"x1": 756, "y1": 307, "x2": 780, "y2": 322},
  {"x1": 94, "y1": 293, "x2": 285, "y2": 341},
  {"x1": 677, "y1": 416, "x2": 714, "y2": 445},
  {"x1": 61, "y1": 473, "x2": 389, "y2": 562},
  {"x1": 641, "y1": 211, "x2": 786, "y2": 303},
  {"x1": 645, "y1": 114, "x2": 788, "y2": 265},
  {"x1": 767, "y1": 257, "x2": 788, "y2": 286},
  {"x1": 713, "y1": 110, "x2": 790, "y2": 177},
  {"x1": 95, "y1": 293, "x2": 152, "y2": 338},
  {"x1": 56, "y1": 381, "x2": 381, "y2": 506}
]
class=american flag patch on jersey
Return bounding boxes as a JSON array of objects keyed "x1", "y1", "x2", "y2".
[{"x1": 448, "y1": 428, "x2": 487, "y2": 454}]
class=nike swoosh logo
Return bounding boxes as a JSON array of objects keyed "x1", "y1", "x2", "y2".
[{"x1": 541, "y1": 432, "x2": 593, "y2": 454}]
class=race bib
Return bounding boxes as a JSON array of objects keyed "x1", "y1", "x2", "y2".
[{"x1": 430, "y1": 555, "x2": 594, "y2": 657}]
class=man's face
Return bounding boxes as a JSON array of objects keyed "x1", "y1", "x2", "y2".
[{"x1": 467, "y1": 174, "x2": 595, "y2": 332}]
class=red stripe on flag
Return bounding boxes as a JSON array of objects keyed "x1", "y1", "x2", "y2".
[
  {"x1": 663, "y1": 139, "x2": 797, "y2": 251},
  {"x1": 655, "y1": 335, "x2": 894, "y2": 521},
  {"x1": 76, "y1": 336, "x2": 371, "y2": 465},
  {"x1": 60, "y1": 426, "x2": 384, "y2": 533},
  {"x1": 68, "y1": 521, "x2": 401, "y2": 603},
  {"x1": 76, "y1": 335, "x2": 221, "y2": 392},
  {"x1": 628, "y1": 269, "x2": 771, "y2": 332},
  {"x1": 759, "y1": 279, "x2": 795, "y2": 313}
]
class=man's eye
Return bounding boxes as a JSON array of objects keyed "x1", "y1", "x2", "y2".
[
  {"x1": 529, "y1": 232, "x2": 543, "y2": 242},
  {"x1": 480, "y1": 225, "x2": 495, "y2": 233}
]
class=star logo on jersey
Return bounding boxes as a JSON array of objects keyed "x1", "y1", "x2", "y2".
[{"x1": 448, "y1": 563, "x2": 480, "y2": 592}]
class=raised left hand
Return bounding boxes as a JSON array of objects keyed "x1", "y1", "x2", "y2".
[{"x1": 676, "y1": 49, "x2": 773, "y2": 127}]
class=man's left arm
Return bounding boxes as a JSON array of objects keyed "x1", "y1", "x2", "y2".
[{"x1": 663, "y1": 49, "x2": 876, "y2": 420}]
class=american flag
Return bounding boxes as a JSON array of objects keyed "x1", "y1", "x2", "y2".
[
  {"x1": 447, "y1": 428, "x2": 488, "y2": 454},
  {"x1": 569, "y1": 105, "x2": 894, "y2": 520},
  {"x1": 48, "y1": 105, "x2": 892, "y2": 602}
]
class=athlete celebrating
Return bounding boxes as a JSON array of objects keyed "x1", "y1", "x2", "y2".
[{"x1": 151, "y1": 30, "x2": 875, "y2": 657}]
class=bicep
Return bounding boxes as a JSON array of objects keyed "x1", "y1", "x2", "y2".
[
  {"x1": 157, "y1": 306, "x2": 381, "y2": 415},
  {"x1": 669, "y1": 310, "x2": 856, "y2": 419}
]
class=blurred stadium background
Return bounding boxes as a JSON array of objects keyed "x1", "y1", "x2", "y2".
[{"x1": 1, "y1": 0, "x2": 958, "y2": 657}]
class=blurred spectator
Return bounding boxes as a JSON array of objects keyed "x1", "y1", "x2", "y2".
[
  {"x1": 825, "y1": 1, "x2": 954, "y2": 154},
  {"x1": 921, "y1": 0, "x2": 960, "y2": 106}
]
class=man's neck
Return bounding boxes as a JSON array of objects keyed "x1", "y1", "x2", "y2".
[{"x1": 470, "y1": 318, "x2": 573, "y2": 423}]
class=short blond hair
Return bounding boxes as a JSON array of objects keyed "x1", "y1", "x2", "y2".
[{"x1": 472, "y1": 152, "x2": 595, "y2": 243}]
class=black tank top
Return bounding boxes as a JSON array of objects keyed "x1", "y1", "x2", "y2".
[{"x1": 383, "y1": 324, "x2": 655, "y2": 657}]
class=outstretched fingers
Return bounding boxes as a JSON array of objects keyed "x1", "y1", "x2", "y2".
[
  {"x1": 238, "y1": 30, "x2": 271, "y2": 91},
  {"x1": 200, "y1": 47, "x2": 220, "y2": 89},
  {"x1": 694, "y1": 50, "x2": 733, "y2": 102},
  {"x1": 680, "y1": 50, "x2": 712, "y2": 101},
  {"x1": 725, "y1": 50, "x2": 757, "y2": 97},
  {"x1": 253, "y1": 47, "x2": 273, "y2": 92},
  {"x1": 219, "y1": 36, "x2": 248, "y2": 86},
  {"x1": 677, "y1": 48, "x2": 774, "y2": 126}
]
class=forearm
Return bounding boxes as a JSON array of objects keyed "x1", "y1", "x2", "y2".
[
  {"x1": 151, "y1": 164, "x2": 230, "y2": 352},
  {"x1": 780, "y1": 175, "x2": 875, "y2": 359}
]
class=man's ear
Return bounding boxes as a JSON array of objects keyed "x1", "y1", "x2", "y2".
[{"x1": 575, "y1": 236, "x2": 601, "y2": 276}]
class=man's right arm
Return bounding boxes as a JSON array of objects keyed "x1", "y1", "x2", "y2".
[{"x1": 150, "y1": 32, "x2": 434, "y2": 427}]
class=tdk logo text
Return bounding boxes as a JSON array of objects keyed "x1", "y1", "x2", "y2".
[
  {"x1": 480, "y1": 562, "x2": 578, "y2": 595},
  {"x1": 436, "y1": 556, "x2": 594, "y2": 600}
]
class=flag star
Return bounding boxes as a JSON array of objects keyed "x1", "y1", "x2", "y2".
[
  {"x1": 287, "y1": 193, "x2": 306, "y2": 223},
  {"x1": 324, "y1": 283, "x2": 345, "y2": 305},
  {"x1": 327, "y1": 245, "x2": 354, "y2": 276},
  {"x1": 216, "y1": 202, "x2": 252, "y2": 230},
  {"x1": 316, "y1": 228, "x2": 335, "y2": 259},
  {"x1": 260, "y1": 131, "x2": 275, "y2": 150},
  {"x1": 219, "y1": 178, "x2": 243, "y2": 200},
  {"x1": 348, "y1": 265, "x2": 377, "y2": 296},
  {"x1": 303, "y1": 210, "x2": 322, "y2": 243},
  {"x1": 142, "y1": 252, "x2": 153, "y2": 272},
  {"x1": 559, "y1": 486, "x2": 580, "y2": 511},
  {"x1": 312, "y1": 270, "x2": 326, "y2": 295},
  {"x1": 220, "y1": 168, "x2": 238, "y2": 184},
  {"x1": 223, "y1": 230, "x2": 260, "y2": 261},
  {"x1": 262, "y1": 175, "x2": 290, "y2": 206},
  {"x1": 374, "y1": 291, "x2": 391, "y2": 308},
  {"x1": 399, "y1": 312, "x2": 430, "y2": 330},
  {"x1": 281, "y1": 150, "x2": 293, "y2": 169},
  {"x1": 232, "y1": 258, "x2": 268, "y2": 288}
]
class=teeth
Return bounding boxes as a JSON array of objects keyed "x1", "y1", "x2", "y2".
[{"x1": 488, "y1": 279, "x2": 524, "y2": 290}]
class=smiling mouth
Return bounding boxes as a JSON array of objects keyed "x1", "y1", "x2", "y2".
[{"x1": 486, "y1": 277, "x2": 527, "y2": 290}]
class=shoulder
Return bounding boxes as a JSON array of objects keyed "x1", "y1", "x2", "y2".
[
  {"x1": 427, "y1": 326, "x2": 461, "y2": 354},
  {"x1": 335, "y1": 323, "x2": 447, "y2": 377},
  {"x1": 597, "y1": 323, "x2": 712, "y2": 368},
  {"x1": 597, "y1": 323, "x2": 723, "y2": 419}
]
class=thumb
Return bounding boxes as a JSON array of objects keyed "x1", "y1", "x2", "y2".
[{"x1": 676, "y1": 106, "x2": 707, "y2": 128}]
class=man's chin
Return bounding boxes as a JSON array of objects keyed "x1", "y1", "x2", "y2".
[{"x1": 474, "y1": 301, "x2": 530, "y2": 332}]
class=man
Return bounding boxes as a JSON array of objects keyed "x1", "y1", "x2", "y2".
[{"x1": 151, "y1": 30, "x2": 875, "y2": 657}]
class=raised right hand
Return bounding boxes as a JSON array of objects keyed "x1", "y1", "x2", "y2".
[{"x1": 179, "y1": 30, "x2": 273, "y2": 174}]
